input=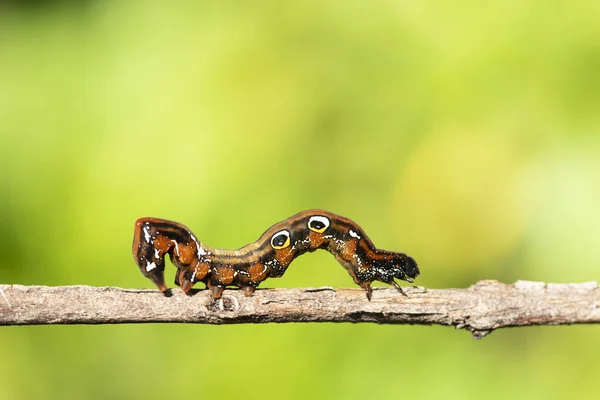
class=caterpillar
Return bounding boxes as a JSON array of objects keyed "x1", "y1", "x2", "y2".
[{"x1": 132, "y1": 210, "x2": 419, "y2": 300}]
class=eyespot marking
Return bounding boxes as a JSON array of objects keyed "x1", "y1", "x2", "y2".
[
  {"x1": 271, "y1": 230, "x2": 291, "y2": 249},
  {"x1": 308, "y1": 215, "x2": 330, "y2": 233}
]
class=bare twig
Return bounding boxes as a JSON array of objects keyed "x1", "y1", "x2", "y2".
[{"x1": 0, "y1": 280, "x2": 598, "y2": 338}]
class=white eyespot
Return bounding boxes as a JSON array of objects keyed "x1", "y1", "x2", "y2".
[
  {"x1": 308, "y1": 216, "x2": 330, "y2": 233},
  {"x1": 143, "y1": 224, "x2": 152, "y2": 243},
  {"x1": 271, "y1": 230, "x2": 291, "y2": 249},
  {"x1": 146, "y1": 261, "x2": 157, "y2": 272},
  {"x1": 349, "y1": 229, "x2": 361, "y2": 239}
]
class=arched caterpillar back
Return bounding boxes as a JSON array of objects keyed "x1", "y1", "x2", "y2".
[{"x1": 132, "y1": 210, "x2": 419, "y2": 300}]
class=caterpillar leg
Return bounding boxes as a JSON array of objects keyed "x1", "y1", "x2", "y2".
[
  {"x1": 181, "y1": 279, "x2": 194, "y2": 294},
  {"x1": 361, "y1": 283, "x2": 373, "y2": 301},
  {"x1": 207, "y1": 283, "x2": 225, "y2": 299},
  {"x1": 174, "y1": 268, "x2": 195, "y2": 294},
  {"x1": 241, "y1": 286, "x2": 256, "y2": 296},
  {"x1": 146, "y1": 267, "x2": 169, "y2": 294},
  {"x1": 390, "y1": 280, "x2": 408, "y2": 297}
]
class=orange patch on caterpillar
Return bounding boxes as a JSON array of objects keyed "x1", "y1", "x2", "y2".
[
  {"x1": 337, "y1": 238, "x2": 358, "y2": 261},
  {"x1": 152, "y1": 235, "x2": 173, "y2": 253},
  {"x1": 274, "y1": 246, "x2": 296, "y2": 265},
  {"x1": 192, "y1": 262, "x2": 211, "y2": 281},
  {"x1": 307, "y1": 231, "x2": 328, "y2": 248},
  {"x1": 212, "y1": 266, "x2": 235, "y2": 285},
  {"x1": 177, "y1": 244, "x2": 197, "y2": 265},
  {"x1": 247, "y1": 262, "x2": 268, "y2": 282}
]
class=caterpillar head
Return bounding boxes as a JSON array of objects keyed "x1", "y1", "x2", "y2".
[
  {"x1": 394, "y1": 254, "x2": 419, "y2": 282},
  {"x1": 379, "y1": 253, "x2": 420, "y2": 283}
]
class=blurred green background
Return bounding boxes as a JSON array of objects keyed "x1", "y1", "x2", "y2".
[{"x1": 1, "y1": 1, "x2": 599, "y2": 399}]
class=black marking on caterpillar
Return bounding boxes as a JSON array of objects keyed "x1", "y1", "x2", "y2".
[{"x1": 132, "y1": 209, "x2": 419, "y2": 300}]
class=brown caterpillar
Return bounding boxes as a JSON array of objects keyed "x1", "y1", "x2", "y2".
[{"x1": 132, "y1": 210, "x2": 419, "y2": 300}]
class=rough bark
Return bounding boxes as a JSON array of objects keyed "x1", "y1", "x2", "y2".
[{"x1": 1, "y1": 280, "x2": 598, "y2": 338}]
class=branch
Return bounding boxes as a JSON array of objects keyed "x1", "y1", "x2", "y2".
[{"x1": 1, "y1": 280, "x2": 598, "y2": 338}]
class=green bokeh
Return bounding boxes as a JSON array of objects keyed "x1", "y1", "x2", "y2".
[{"x1": 1, "y1": 1, "x2": 599, "y2": 399}]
